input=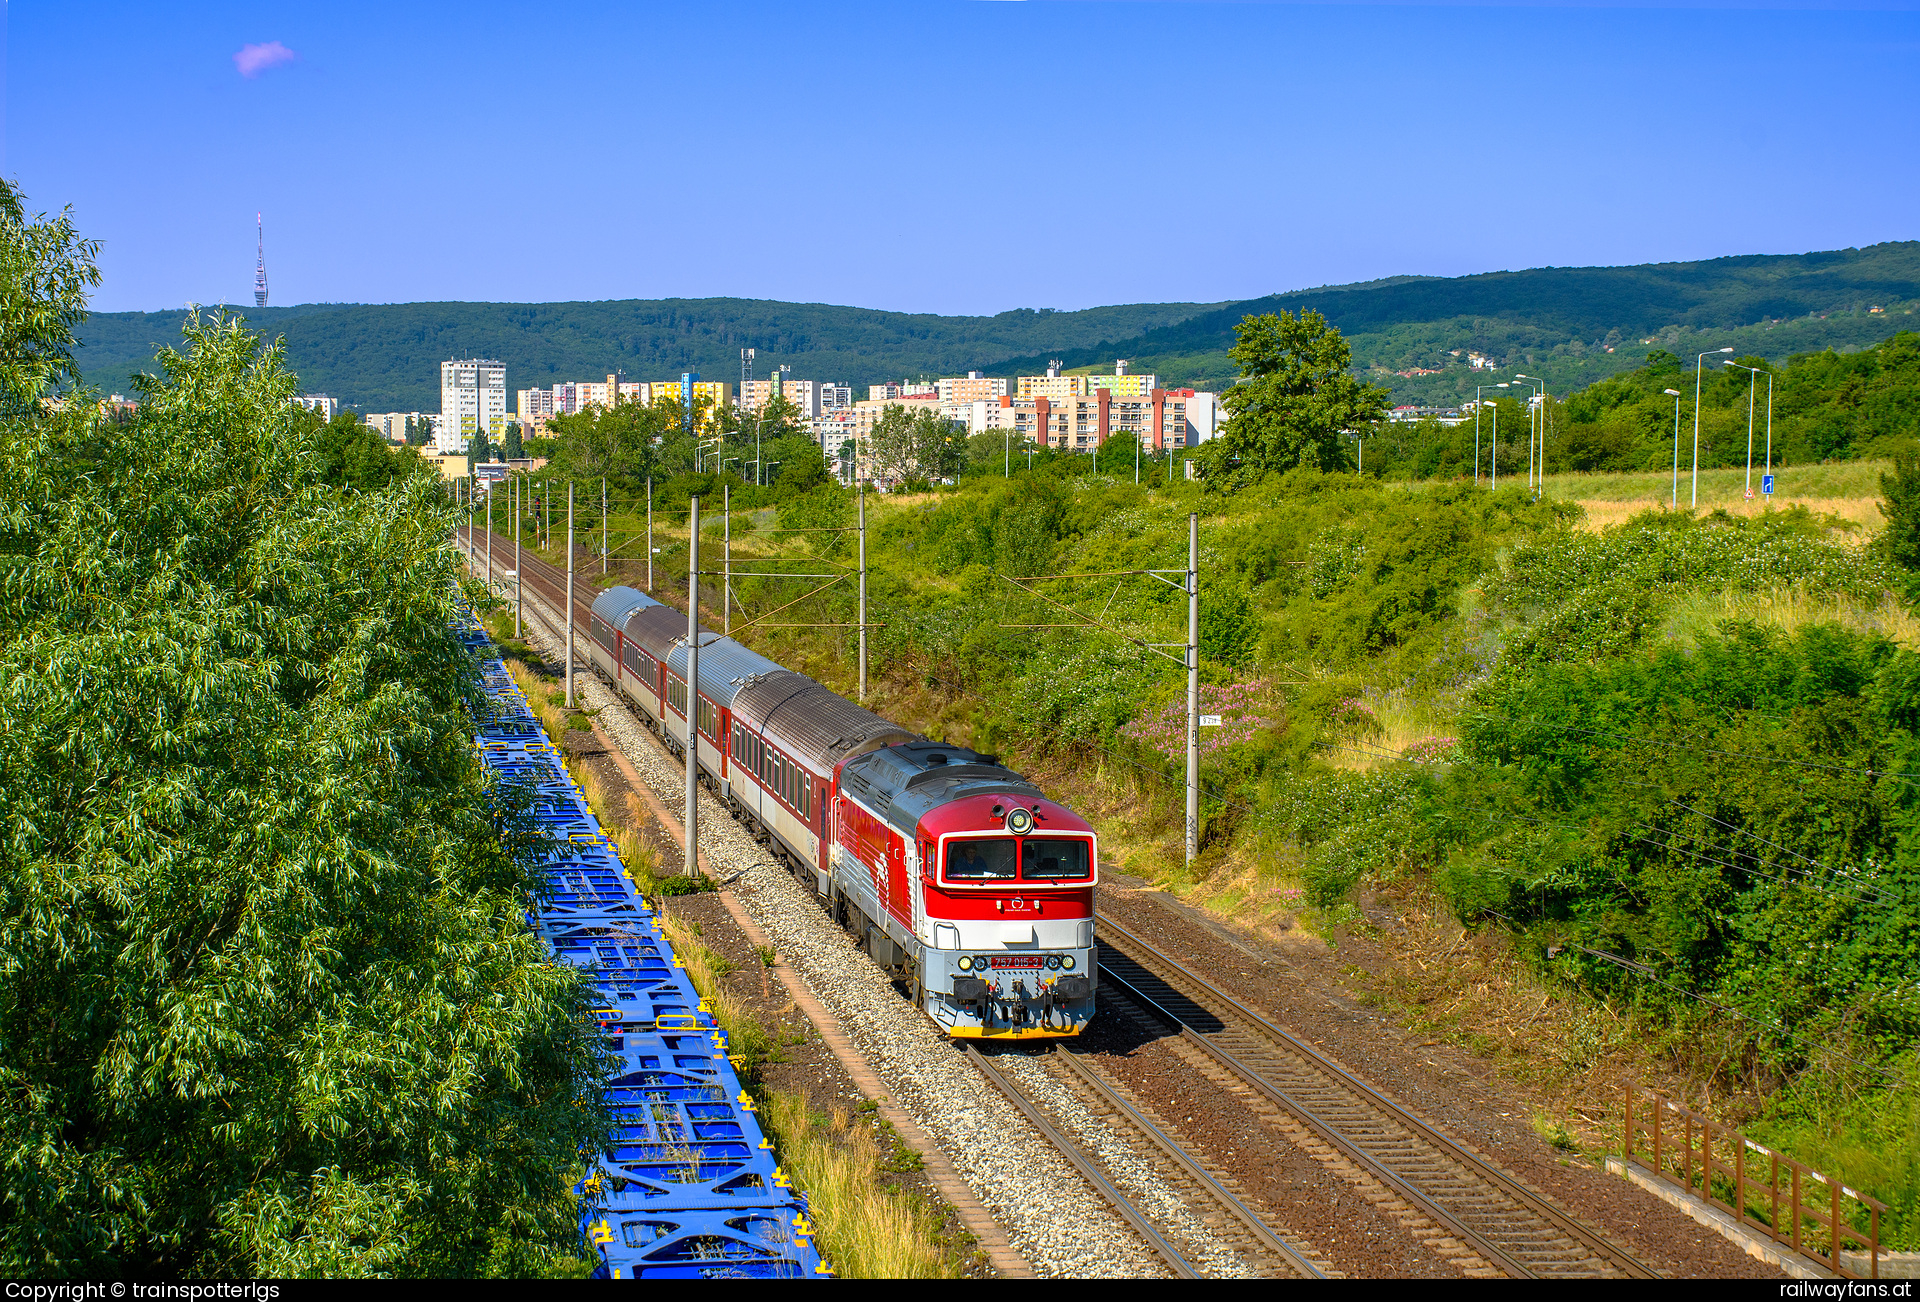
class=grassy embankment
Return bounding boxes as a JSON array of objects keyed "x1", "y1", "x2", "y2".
[{"x1": 479, "y1": 611, "x2": 968, "y2": 1278}]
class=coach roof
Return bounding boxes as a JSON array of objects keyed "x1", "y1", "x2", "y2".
[
  {"x1": 591, "y1": 585, "x2": 657, "y2": 632},
  {"x1": 734, "y1": 671, "x2": 917, "y2": 773},
  {"x1": 665, "y1": 635, "x2": 783, "y2": 710}
]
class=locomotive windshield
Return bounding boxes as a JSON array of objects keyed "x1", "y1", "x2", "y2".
[
  {"x1": 944, "y1": 838, "x2": 1016, "y2": 880},
  {"x1": 1020, "y1": 838, "x2": 1091, "y2": 880}
]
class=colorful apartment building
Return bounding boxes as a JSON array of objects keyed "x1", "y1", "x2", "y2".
[{"x1": 967, "y1": 388, "x2": 1221, "y2": 452}]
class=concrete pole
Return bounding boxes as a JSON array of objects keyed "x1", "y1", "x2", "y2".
[
  {"x1": 485, "y1": 477, "x2": 492, "y2": 591},
  {"x1": 1186, "y1": 512, "x2": 1200, "y2": 872},
  {"x1": 1745, "y1": 369, "x2": 1757, "y2": 498},
  {"x1": 723, "y1": 482, "x2": 731, "y2": 637},
  {"x1": 1692, "y1": 353, "x2": 1706, "y2": 511},
  {"x1": 513, "y1": 473, "x2": 522, "y2": 639},
  {"x1": 1672, "y1": 393, "x2": 1682, "y2": 510},
  {"x1": 1539, "y1": 385, "x2": 1548, "y2": 495},
  {"x1": 1490, "y1": 404, "x2": 1499, "y2": 492},
  {"x1": 602, "y1": 477, "x2": 608, "y2": 576},
  {"x1": 646, "y1": 477, "x2": 654, "y2": 592},
  {"x1": 565, "y1": 481, "x2": 575, "y2": 709},
  {"x1": 1763, "y1": 372, "x2": 1774, "y2": 486},
  {"x1": 858, "y1": 484, "x2": 868, "y2": 703},
  {"x1": 685, "y1": 495, "x2": 701, "y2": 879},
  {"x1": 1474, "y1": 388, "x2": 1483, "y2": 485}
]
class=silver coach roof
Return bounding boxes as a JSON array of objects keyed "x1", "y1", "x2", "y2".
[
  {"x1": 591, "y1": 585, "x2": 657, "y2": 630},
  {"x1": 622, "y1": 603, "x2": 689, "y2": 665},
  {"x1": 665, "y1": 635, "x2": 784, "y2": 709},
  {"x1": 733, "y1": 671, "x2": 918, "y2": 774}
]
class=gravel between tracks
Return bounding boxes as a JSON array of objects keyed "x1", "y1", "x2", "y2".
[
  {"x1": 505, "y1": 579, "x2": 1162, "y2": 1279},
  {"x1": 998, "y1": 1051, "x2": 1256, "y2": 1277}
]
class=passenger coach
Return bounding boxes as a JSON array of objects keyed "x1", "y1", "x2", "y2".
[{"x1": 583, "y1": 585, "x2": 1096, "y2": 1038}]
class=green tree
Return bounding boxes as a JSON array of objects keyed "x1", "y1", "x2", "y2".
[
  {"x1": 503, "y1": 420, "x2": 524, "y2": 460},
  {"x1": 0, "y1": 183, "x2": 99, "y2": 410},
  {"x1": 403, "y1": 414, "x2": 431, "y2": 447},
  {"x1": 1202, "y1": 309, "x2": 1389, "y2": 479},
  {"x1": 869, "y1": 405, "x2": 962, "y2": 486},
  {"x1": 544, "y1": 398, "x2": 669, "y2": 490},
  {"x1": 465, "y1": 427, "x2": 497, "y2": 472},
  {"x1": 768, "y1": 431, "x2": 829, "y2": 498},
  {"x1": 0, "y1": 183, "x2": 602, "y2": 1276},
  {"x1": 1882, "y1": 453, "x2": 1920, "y2": 598}
]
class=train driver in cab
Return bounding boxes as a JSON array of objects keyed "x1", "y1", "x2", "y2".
[{"x1": 948, "y1": 839, "x2": 1015, "y2": 880}]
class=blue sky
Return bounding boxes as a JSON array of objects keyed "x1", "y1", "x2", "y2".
[{"x1": 9, "y1": 1, "x2": 1916, "y2": 315}]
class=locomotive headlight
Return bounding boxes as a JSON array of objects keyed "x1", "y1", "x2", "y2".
[
  {"x1": 957, "y1": 955, "x2": 973, "y2": 971},
  {"x1": 1045, "y1": 955, "x2": 1062, "y2": 970},
  {"x1": 1006, "y1": 806, "x2": 1035, "y2": 835},
  {"x1": 1061, "y1": 955, "x2": 1077, "y2": 970}
]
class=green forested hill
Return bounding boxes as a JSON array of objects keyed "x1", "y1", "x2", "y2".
[
  {"x1": 72, "y1": 241, "x2": 1920, "y2": 412},
  {"x1": 1026, "y1": 242, "x2": 1920, "y2": 401},
  {"x1": 70, "y1": 297, "x2": 1229, "y2": 413}
]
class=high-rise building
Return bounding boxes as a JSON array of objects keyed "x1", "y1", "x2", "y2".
[
  {"x1": 869, "y1": 381, "x2": 937, "y2": 402},
  {"x1": 293, "y1": 394, "x2": 337, "y2": 420},
  {"x1": 967, "y1": 388, "x2": 1221, "y2": 452},
  {"x1": 738, "y1": 377, "x2": 823, "y2": 419},
  {"x1": 935, "y1": 372, "x2": 1011, "y2": 406},
  {"x1": 439, "y1": 359, "x2": 507, "y2": 454}
]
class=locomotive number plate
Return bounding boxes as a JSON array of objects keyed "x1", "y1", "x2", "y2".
[{"x1": 988, "y1": 956, "x2": 1044, "y2": 969}]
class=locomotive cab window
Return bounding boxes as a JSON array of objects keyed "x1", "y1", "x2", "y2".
[
  {"x1": 1021, "y1": 838, "x2": 1091, "y2": 880},
  {"x1": 944, "y1": 838, "x2": 1016, "y2": 881}
]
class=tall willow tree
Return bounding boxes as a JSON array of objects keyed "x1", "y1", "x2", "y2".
[{"x1": 0, "y1": 182, "x2": 603, "y2": 1277}]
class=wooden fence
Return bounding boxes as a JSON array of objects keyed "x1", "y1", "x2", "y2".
[{"x1": 1622, "y1": 1087, "x2": 1888, "y2": 1279}]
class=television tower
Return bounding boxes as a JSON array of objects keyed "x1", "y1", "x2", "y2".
[{"x1": 254, "y1": 213, "x2": 269, "y2": 309}]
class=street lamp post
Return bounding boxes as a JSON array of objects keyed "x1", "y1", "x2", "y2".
[
  {"x1": 1486, "y1": 383, "x2": 1509, "y2": 489},
  {"x1": 1692, "y1": 347, "x2": 1735, "y2": 509},
  {"x1": 1473, "y1": 381, "x2": 1504, "y2": 484},
  {"x1": 1664, "y1": 389, "x2": 1684, "y2": 509},
  {"x1": 1514, "y1": 375, "x2": 1548, "y2": 494},
  {"x1": 1725, "y1": 361, "x2": 1769, "y2": 500}
]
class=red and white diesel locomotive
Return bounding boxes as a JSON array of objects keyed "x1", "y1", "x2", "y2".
[{"x1": 584, "y1": 584, "x2": 1095, "y2": 1038}]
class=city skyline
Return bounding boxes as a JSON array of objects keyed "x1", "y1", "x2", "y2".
[{"x1": 9, "y1": 1, "x2": 1915, "y2": 318}]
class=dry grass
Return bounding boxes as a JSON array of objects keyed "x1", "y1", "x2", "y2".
[
  {"x1": 1573, "y1": 495, "x2": 1887, "y2": 535},
  {"x1": 1661, "y1": 583, "x2": 1920, "y2": 652},
  {"x1": 657, "y1": 917, "x2": 964, "y2": 1279},
  {"x1": 756, "y1": 1093, "x2": 959, "y2": 1279},
  {"x1": 1536, "y1": 460, "x2": 1893, "y2": 536}
]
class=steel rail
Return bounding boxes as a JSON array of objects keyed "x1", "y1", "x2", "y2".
[
  {"x1": 959, "y1": 1043, "x2": 1197, "y2": 1279},
  {"x1": 1050, "y1": 1047, "x2": 1327, "y2": 1278},
  {"x1": 1094, "y1": 910, "x2": 1659, "y2": 1280}
]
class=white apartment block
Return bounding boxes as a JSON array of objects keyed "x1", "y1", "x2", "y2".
[
  {"x1": 439, "y1": 359, "x2": 507, "y2": 454},
  {"x1": 363, "y1": 411, "x2": 431, "y2": 443},
  {"x1": 868, "y1": 381, "x2": 936, "y2": 402},
  {"x1": 738, "y1": 377, "x2": 824, "y2": 420},
  {"x1": 293, "y1": 394, "x2": 338, "y2": 420},
  {"x1": 813, "y1": 410, "x2": 858, "y2": 481},
  {"x1": 934, "y1": 372, "x2": 1011, "y2": 406},
  {"x1": 819, "y1": 384, "x2": 853, "y2": 412}
]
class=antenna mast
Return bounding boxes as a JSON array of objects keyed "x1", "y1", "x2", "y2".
[{"x1": 254, "y1": 213, "x2": 269, "y2": 309}]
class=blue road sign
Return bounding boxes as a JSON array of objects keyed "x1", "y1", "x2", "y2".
[{"x1": 1763, "y1": 474, "x2": 1775, "y2": 495}]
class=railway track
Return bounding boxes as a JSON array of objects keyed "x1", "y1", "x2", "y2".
[
  {"x1": 962, "y1": 1043, "x2": 1327, "y2": 1279},
  {"x1": 1093, "y1": 910, "x2": 1659, "y2": 1280},
  {"x1": 461, "y1": 532, "x2": 1651, "y2": 1280}
]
